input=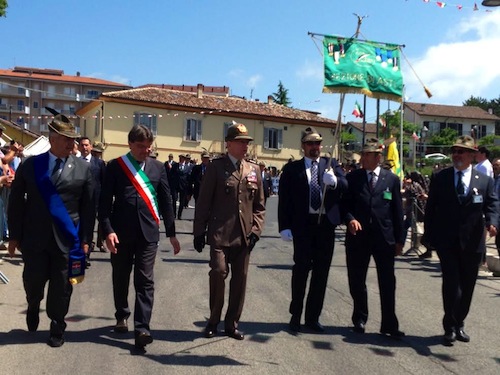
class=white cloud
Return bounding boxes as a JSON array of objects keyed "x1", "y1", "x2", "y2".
[
  {"x1": 296, "y1": 59, "x2": 322, "y2": 81},
  {"x1": 406, "y1": 12, "x2": 500, "y2": 104},
  {"x1": 87, "y1": 72, "x2": 130, "y2": 85},
  {"x1": 246, "y1": 74, "x2": 262, "y2": 89}
]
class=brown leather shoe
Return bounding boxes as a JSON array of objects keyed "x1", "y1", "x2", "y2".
[{"x1": 114, "y1": 318, "x2": 128, "y2": 333}]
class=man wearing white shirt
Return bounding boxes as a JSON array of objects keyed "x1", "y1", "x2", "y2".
[
  {"x1": 474, "y1": 146, "x2": 493, "y2": 178},
  {"x1": 79, "y1": 137, "x2": 106, "y2": 258},
  {"x1": 278, "y1": 127, "x2": 347, "y2": 333}
]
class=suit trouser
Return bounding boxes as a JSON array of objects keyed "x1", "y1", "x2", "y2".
[
  {"x1": 111, "y1": 235, "x2": 157, "y2": 335},
  {"x1": 437, "y1": 248, "x2": 482, "y2": 332},
  {"x1": 289, "y1": 216, "x2": 335, "y2": 323},
  {"x1": 208, "y1": 244, "x2": 250, "y2": 331},
  {"x1": 346, "y1": 239, "x2": 399, "y2": 331},
  {"x1": 22, "y1": 239, "x2": 72, "y2": 336},
  {"x1": 177, "y1": 188, "x2": 187, "y2": 218}
]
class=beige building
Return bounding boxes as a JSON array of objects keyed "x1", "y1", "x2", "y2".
[
  {"x1": 0, "y1": 66, "x2": 131, "y2": 134},
  {"x1": 76, "y1": 85, "x2": 339, "y2": 170}
]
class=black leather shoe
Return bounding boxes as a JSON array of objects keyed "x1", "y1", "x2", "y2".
[
  {"x1": 47, "y1": 335, "x2": 65, "y2": 348},
  {"x1": 204, "y1": 325, "x2": 218, "y2": 338},
  {"x1": 352, "y1": 322, "x2": 365, "y2": 334},
  {"x1": 380, "y1": 329, "x2": 405, "y2": 339},
  {"x1": 114, "y1": 318, "x2": 128, "y2": 333},
  {"x1": 419, "y1": 250, "x2": 433, "y2": 259},
  {"x1": 443, "y1": 331, "x2": 456, "y2": 345},
  {"x1": 456, "y1": 329, "x2": 470, "y2": 342},
  {"x1": 305, "y1": 321, "x2": 325, "y2": 333},
  {"x1": 289, "y1": 316, "x2": 301, "y2": 332},
  {"x1": 226, "y1": 329, "x2": 244, "y2": 340},
  {"x1": 26, "y1": 308, "x2": 40, "y2": 332},
  {"x1": 135, "y1": 332, "x2": 153, "y2": 348}
]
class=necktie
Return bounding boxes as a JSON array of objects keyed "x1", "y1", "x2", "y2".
[
  {"x1": 310, "y1": 161, "x2": 321, "y2": 210},
  {"x1": 236, "y1": 160, "x2": 241, "y2": 173},
  {"x1": 52, "y1": 158, "x2": 62, "y2": 181},
  {"x1": 456, "y1": 171, "x2": 465, "y2": 200},
  {"x1": 370, "y1": 171, "x2": 377, "y2": 191}
]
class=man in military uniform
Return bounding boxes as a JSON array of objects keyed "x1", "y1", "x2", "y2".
[{"x1": 193, "y1": 123, "x2": 266, "y2": 341}]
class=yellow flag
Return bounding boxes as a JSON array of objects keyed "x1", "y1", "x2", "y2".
[{"x1": 386, "y1": 138, "x2": 403, "y2": 179}]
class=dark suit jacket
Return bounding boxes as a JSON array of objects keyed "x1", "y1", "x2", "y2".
[
  {"x1": 424, "y1": 167, "x2": 498, "y2": 253},
  {"x1": 165, "y1": 160, "x2": 178, "y2": 192},
  {"x1": 99, "y1": 156, "x2": 176, "y2": 243},
  {"x1": 8, "y1": 152, "x2": 94, "y2": 253},
  {"x1": 86, "y1": 155, "x2": 106, "y2": 207},
  {"x1": 190, "y1": 162, "x2": 209, "y2": 200},
  {"x1": 278, "y1": 157, "x2": 347, "y2": 236},
  {"x1": 343, "y1": 168, "x2": 405, "y2": 247},
  {"x1": 261, "y1": 171, "x2": 272, "y2": 198}
]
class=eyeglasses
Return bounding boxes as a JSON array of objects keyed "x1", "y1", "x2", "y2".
[
  {"x1": 305, "y1": 141, "x2": 321, "y2": 146},
  {"x1": 451, "y1": 149, "x2": 466, "y2": 155}
]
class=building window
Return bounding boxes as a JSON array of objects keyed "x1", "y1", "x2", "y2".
[
  {"x1": 134, "y1": 112, "x2": 157, "y2": 136},
  {"x1": 185, "y1": 118, "x2": 202, "y2": 142},
  {"x1": 474, "y1": 125, "x2": 487, "y2": 139},
  {"x1": 64, "y1": 87, "x2": 76, "y2": 96},
  {"x1": 264, "y1": 127, "x2": 283, "y2": 150},
  {"x1": 439, "y1": 122, "x2": 463, "y2": 135},
  {"x1": 33, "y1": 101, "x2": 39, "y2": 109},
  {"x1": 87, "y1": 90, "x2": 99, "y2": 99},
  {"x1": 17, "y1": 100, "x2": 24, "y2": 111}
]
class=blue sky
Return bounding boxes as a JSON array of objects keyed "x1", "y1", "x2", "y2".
[{"x1": 1, "y1": 0, "x2": 499, "y2": 124}]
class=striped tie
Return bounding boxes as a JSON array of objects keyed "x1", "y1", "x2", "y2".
[{"x1": 310, "y1": 161, "x2": 321, "y2": 210}]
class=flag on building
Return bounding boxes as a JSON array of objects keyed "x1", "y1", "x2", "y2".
[
  {"x1": 411, "y1": 132, "x2": 420, "y2": 141},
  {"x1": 352, "y1": 101, "x2": 363, "y2": 118},
  {"x1": 386, "y1": 137, "x2": 403, "y2": 180}
]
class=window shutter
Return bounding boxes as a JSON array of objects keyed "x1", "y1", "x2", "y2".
[
  {"x1": 134, "y1": 112, "x2": 140, "y2": 126},
  {"x1": 152, "y1": 115, "x2": 157, "y2": 136},
  {"x1": 264, "y1": 128, "x2": 269, "y2": 149},
  {"x1": 278, "y1": 129, "x2": 283, "y2": 149},
  {"x1": 196, "y1": 120, "x2": 202, "y2": 141}
]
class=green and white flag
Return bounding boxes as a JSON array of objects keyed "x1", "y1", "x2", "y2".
[{"x1": 323, "y1": 36, "x2": 404, "y2": 102}]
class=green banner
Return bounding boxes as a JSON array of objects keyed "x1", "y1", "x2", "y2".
[{"x1": 323, "y1": 36, "x2": 403, "y2": 102}]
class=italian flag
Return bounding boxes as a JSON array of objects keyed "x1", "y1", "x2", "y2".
[
  {"x1": 352, "y1": 101, "x2": 363, "y2": 118},
  {"x1": 436, "y1": 2, "x2": 446, "y2": 8}
]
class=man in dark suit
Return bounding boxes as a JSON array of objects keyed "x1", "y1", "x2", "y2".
[
  {"x1": 79, "y1": 137, "x2": 106, "y2": 261},
  {"x1": 342, "y1": 138, "x2": 405, "y2": 338},
  {"x1": 424, "y1": 135, "x2": 498, "y2": 345},
  {"x1": 193, "y1": 123, "x2": 266, "y2": 341},
  {"x1": 175, "y1": 154, "x2": 192, "y2": 219},
  {"x1": 7, "y1": 114, "x2": 94, "y2": 347},
  {"x1": 99, "y1": 125, "x2": 181, "y2": 351},
  {"x1": 259, "y1": 161, "x2": 272, "y2": 205},
  {"x1": 190, "y1": 150, "x2": 211, "y2": 202},
  {"x1": 278, "y1": 126, "x2": 347, "y2": 333},
  {"x1": 164, "y1": 153, "x2": 179, "y2": 215}
]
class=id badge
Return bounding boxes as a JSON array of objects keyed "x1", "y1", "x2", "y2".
[
  {"x1": 383, "y1": 190, "x2": 392, "y2": 200},
  {"x1": 472, "y1": 195, "x2": 483, "y2": 204}
]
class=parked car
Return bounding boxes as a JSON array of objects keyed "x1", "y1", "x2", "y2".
[{"x1": 424, "y1": 153, "x2": 448, "y2": 160}]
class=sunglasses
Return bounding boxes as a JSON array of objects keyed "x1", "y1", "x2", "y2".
[
  {"x1": 451, "y1": 149, "x2": 467, "y2": 155},
  {"x1": 305, "y1": 141, "x2": 321, "y2": 146}
]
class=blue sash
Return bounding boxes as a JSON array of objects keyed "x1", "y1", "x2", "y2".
[{"x1": 33, "y1": 153, "x2": 84, "y2": 282}]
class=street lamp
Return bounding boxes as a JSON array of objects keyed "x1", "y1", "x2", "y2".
[{"x1": 482, "y1": 0, "x2": 500, "y2": 6}]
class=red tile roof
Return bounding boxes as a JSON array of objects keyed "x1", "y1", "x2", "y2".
[
  {"x1": 101, "y1": 87, "x2": 337, "y2": 125},
  {"x1": 0, "y1": 67, "x2": 131, "y2": 88},
  {"x1": 136, "y1": 84, "x2": 229, "y2": 95},
  {"x1": 405, "y1": 102, "x2": 499, "y2": 121}
]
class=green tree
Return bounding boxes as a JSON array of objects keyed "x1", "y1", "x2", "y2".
[
  {"x1": 429, "y1": 127, "x2": 458, "y2": 146},
  {"x1": 272, "y1": 81, "x2": 292, "y2": 107},
  {"x1": 0, "y1": 0, "x2": 7, "y2": 17},
  {"x1": 463, "y1": 95, "x2": 500, "y2": 117}
]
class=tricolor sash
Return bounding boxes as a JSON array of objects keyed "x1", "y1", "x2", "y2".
[
  {"x1": 117, "y1": 153, "x2": 160, "y2": 225},
  {"x1": 33, "y1": 153, "x2": 84, "y2": 283}
]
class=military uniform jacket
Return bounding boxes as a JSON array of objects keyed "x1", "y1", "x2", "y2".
[{"x1": 193, "y1": 155, "x2": 266, "y2": 248}]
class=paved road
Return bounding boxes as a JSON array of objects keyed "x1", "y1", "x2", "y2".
[{"x1": 1, "y1": 196, "x2": 499, "y2": 375}]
